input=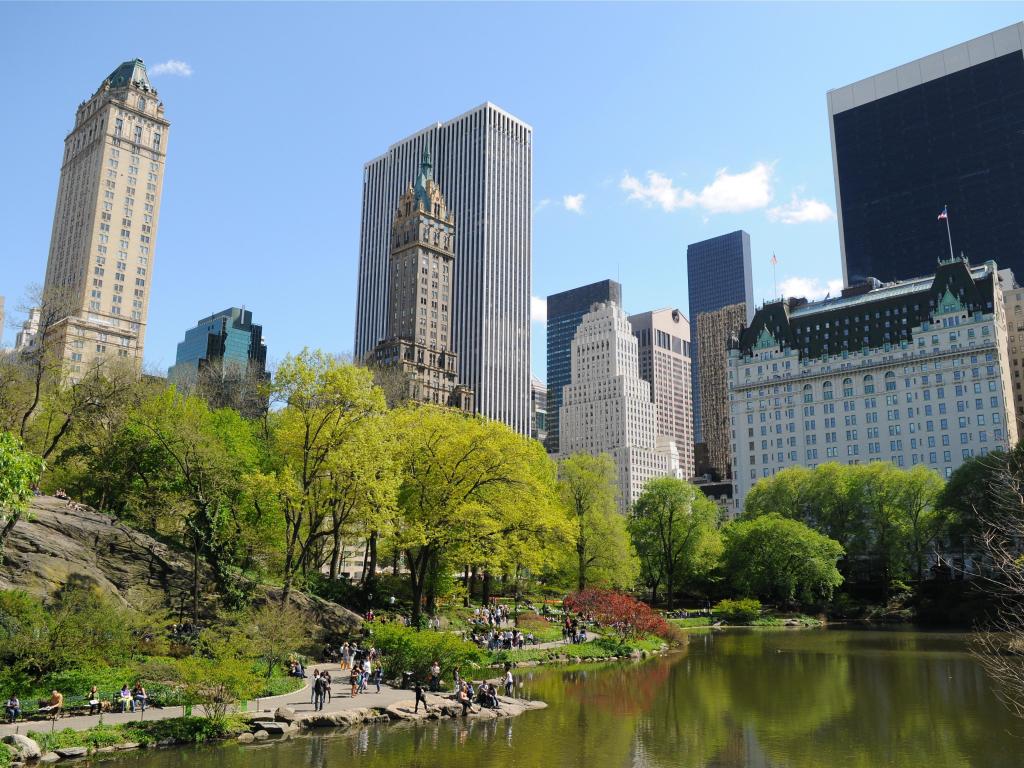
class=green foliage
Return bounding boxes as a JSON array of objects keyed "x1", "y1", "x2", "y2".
[
  {"x1": 558, "y1": 453, "x2": 638, "y2": 591},
  {"x1": 0, "y1": 430, "x2": 43, "y2": 550},
  {"x1": 370, "y1": 621, "x2": 484, "y2": 681},
  {"x1": 629, "y1": 478, "x2": 722, "y2": 607},
  {"x1": 390, "y1": 406, "x2": 567, "y2": 625},
  {"x1": 723, "y1": 515, "x2": 844, "y2": 606},
  {"x1": 0, "y1": 584, "x2": 146, "y2": 685},
  {"x1": 713, "y1": 598, "x2": 763, "y2": 623},
  {"x1": 743, "y1": 462, "x2": 945, "y2": 586}
]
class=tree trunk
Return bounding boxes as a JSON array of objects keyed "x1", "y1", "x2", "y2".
[
  {"x1": 577, "y1": 544, "x2": 586, "y2": 592},
  {"x1": 469, "y1": 566, "x2": 479, "y2": 603},
  {"x1": 482, "y1": 570, "x2": 492, "y2": 606},
  {"x1": 666, "y1": 568, "x2": 675, "y2": 611},
  {"x1": 462, "y1": 565, "x2": 471, "y2": 607},
  {"x1": 364, "y1": 531, "x2": 378, "y2": 594},
  {"x1": 192, "y1": 541, "x2": 201, "y2": 621},
  {"x1": 329, "y1": 530, "x2": 342, "y2": 581}
]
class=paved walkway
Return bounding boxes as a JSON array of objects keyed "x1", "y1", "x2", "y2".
[{"x1": 0, "y1": 662, "x2": 411, "y2": 738}]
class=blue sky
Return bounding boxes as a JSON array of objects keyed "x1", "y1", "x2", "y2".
[{"x1": 2, "y1": 2, "x2": 1021, "y2": 380}]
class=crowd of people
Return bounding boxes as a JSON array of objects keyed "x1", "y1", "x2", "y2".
[
  {"x1": 3, "y1": 681, "x2": 147, "y2": 724},
  {"x1": 562, "y1": 617, "x2": 589, "y2": 644}
]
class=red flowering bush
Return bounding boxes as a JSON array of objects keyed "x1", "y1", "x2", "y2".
[{"x1": 563, "y1": 588, "x2": 675, "y2": 641}]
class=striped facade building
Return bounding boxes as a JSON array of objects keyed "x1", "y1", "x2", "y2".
[{"x1": 354, "y1": 103, "x2": 532, "y2": 434}]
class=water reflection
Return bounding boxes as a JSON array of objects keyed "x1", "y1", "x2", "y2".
[{"x1": 90, "y1": 630, "x2": 1023, "y2": 768}]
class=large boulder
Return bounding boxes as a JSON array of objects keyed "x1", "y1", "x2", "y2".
[
  {"x1": 2, "y1": 734, "x2": 41, "y2": 761},
  {"x1": 0, "y1": 498, "x2": 362, "y2": 634}
]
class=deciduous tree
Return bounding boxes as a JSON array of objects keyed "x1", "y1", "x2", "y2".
[{"x1": 629, "y1": 478, "x2": 721, "y2": 608}]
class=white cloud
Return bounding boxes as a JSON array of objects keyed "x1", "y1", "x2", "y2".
[
  {"x1": 535, "y1": 198, "x2": 552, "y2": 214},
  {"x1": 778, "y1": 276, "x2": 844, "y2": 301},
  {"x1": 767, "y1": 194, "x2": 835, "y2": 224},
  {"x1": 620, "y1": 162, "x2": 775, "y2": 214},
  {"x1": 531, "y1": 295, "x2": 547, "y2": 323},
  {"x1": 150, "y1": 59, "x2": 193, "y2": 77},
  {"x1": 562, "y1": 193, "x2": 585, "y2": 214}
]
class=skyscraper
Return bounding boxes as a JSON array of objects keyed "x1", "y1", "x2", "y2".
[
  {"x1": 167, "y1": 307, "x2": 268, "y2": 385},
  {"x1": 628, "y1": 308, "x2": 695, "y2": 478},
  {"x1": 559, "y1": 301, "x2": 681, "y2": 511},
  {"x1": 41, "y1": 59, "x2": 169, "y2": 379},
  {"x1": 545, "y1": 279, "x2": 622, "y2": 453},
  {"x1": 829, "y1": 22, "x2": 1024, "y2": 286},
  {"x1": 531, "y1": 376, "x2": 548, "y2": 445},
  {"x1": 686, "y1": 231, "x2": 753, "y2": 442},
  {"x1": 354, "y1": 103, "x2": 531, "y2": 434},
  {"x1": 368, "y1": 149, "x2": 472, "y2": 412},
  {"x1": 696, "y1": 301, "x2": 748, "y2": 481}
]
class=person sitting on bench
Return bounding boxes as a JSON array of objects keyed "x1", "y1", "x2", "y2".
[
  {"x1": 39, "y1": 690, "x2": 63, "y2": 718},
  {"x1": 118, "y1": 685, "x2": 132, "y2": 713},
  {"x1": 4, "y1": 694, "x2": 20, "y2": 723}
]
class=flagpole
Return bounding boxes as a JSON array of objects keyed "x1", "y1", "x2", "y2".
[{"x1": 944, "y1": 206, "x2": 955, "y2": 261}]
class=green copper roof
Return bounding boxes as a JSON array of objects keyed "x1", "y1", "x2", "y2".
[
  {"x1": 104, "y1": 59, "x2": 151, "y2": 91},
  {"x1": 414, "y1": 146, "x2": 434, "y2": 209}
]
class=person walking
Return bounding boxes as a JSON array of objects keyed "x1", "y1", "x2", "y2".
[
  {"x1": 310, "y1": 670, "x2": 320, "y2": 705},
  {"x1": 350, "y1": 665, "x2": 359, "y2": 698},
  {"x1": 414, "y1": 682, "x2": 427, "y2": 713},
  {"x1": 341, "y1": 643, "x2": 351, "y2": 671},
  {"x1": 313, "y1": 672, "x2": 327, "y2": 711},
  {"x1": 504, "y1": 667, "x2": 514, "y2": 697},
  {"x1": 323, "y1": 671, "x2": 332, "y2": 703}
]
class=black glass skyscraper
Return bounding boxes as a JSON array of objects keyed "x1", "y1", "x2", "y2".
[
  {"x1": 830, "y1": 23, "x2": 1024, "y2": 286},
  {"x1": 686, "y1": 231, "x2": 753, "y2": 443},
  {"x1": 545, "y1": 279, "x2": 622, "y2": 453}
]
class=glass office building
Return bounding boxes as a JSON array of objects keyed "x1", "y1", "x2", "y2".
[
  {"x1": 686, "y1": 231, "x2": 753, "y2": 442},
  {"x1": 545, "y1": 279, "x2": 622, "y2": 454},
  {"x1": 168, "y1": 307, "x2": 268, "y2": 384},
  {"x1": 829, "y1": 23, "x2": 1024, "y2": 286}
]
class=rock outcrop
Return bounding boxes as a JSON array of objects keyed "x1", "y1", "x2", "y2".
[{"x1": 0, "y1": 497, "x2": 362, "y2": 633}]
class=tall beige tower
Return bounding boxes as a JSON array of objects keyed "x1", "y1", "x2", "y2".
[
  {"x1": 41, "y1": 59, "x2": 169, "y2": 380},
  {"x1": 370, "y1": 148, "x2": 473, "y2": 411}
]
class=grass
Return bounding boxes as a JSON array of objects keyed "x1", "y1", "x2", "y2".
[
  {"x1": 0, "y1": 744, "x2": 11, "y2": 768},
  {"x1": 669, "y1": 617, "x2": 714, "y2": 628},
  {"x1": 28, "y1": 715, "x2": 251, "y2": 753},
  {"x1": 488, "y1": 635, "x2": 664, "y2": 665},
  {"x1": 670, "y1": 615, "x2": 823, "y2": 628}
]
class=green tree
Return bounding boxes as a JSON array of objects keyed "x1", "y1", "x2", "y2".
[
  {"x1": 258, "y1": 349, "x2": 386, "y2": 604},
  {"x1": 130, "y1": 389, "x2": 261, "y2": 616},
  {"x1": 558, "y1": 453, "x2": 637, "y2": 592},
  {"x1": 244, "y1": 603, "x2": 308, "y2": 679},
  {"x1": 0, "y1": 430, "x2": 43, "y2": 551},
  {"x1": 629, "y1": 478, "x2": 721, "y2": 608},
  {"x1": 390, "y1": 405, "x2": 564, "y2": 627},
  {"x1": 892, "y1": 465, "x2": 946, "y2": 581},
  {"x1": 722, "y1": 513, "x2": 844, "y2": 605}
]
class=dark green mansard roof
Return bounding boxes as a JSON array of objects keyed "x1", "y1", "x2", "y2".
[
  {"x1": 736, "y1": 259, "x2": 998, "y2": 360},
  {"x1": 414, "y1": 146, "x2": 434, "y2": 210},
  {"x1": 104, "y1": 59, "x2": 151, "y2": 91}
]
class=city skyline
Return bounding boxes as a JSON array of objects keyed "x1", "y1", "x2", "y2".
[{"x1": 3, "y1": 4, "x2": 1023, "y2": 381}]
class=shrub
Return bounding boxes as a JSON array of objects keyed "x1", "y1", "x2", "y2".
[
  {"x1": 713, "y1": 598, "x2": 762, "y2": 623},
  {"x1": 369, "y1": 622, "x2": 484, "y2": 682},
  {"x1": 564, "y1": 588, "x2": 677, "y2": 642}
]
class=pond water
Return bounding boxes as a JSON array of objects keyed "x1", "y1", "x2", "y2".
[{"x1": 91, "y1": 628, "x2": 1022, "y2": 768}]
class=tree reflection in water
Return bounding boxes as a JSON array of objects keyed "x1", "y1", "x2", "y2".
[{"x1": 88, "y1": 630, "x2": 1023, "y2": 768}]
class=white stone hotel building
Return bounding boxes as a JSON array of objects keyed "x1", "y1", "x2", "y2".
[{"x1": 728, "y1": 258, "x2": 1018, "y2": 511}]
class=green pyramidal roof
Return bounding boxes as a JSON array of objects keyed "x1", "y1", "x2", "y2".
[
  {"x1": 105, "y1": 59, "x2": 151, "y2": 90},
  {"x1": 413, "y1": 146, "x2": 434, "y2": 209}
]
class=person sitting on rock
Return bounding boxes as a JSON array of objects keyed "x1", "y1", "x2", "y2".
[
  {"x1": 40, "y1": 690, "x2": 64, "y2": 718},
  {"x1": 5, "y1": 694, "x2": 20, "y2": 723},
  {"x1": 457, "y1": 682, "x2": 473, "y2": 717}
]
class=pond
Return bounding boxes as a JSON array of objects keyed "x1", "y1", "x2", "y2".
[{"x1": 90, "y1": 628, "x2": 1022, "y2": 768}]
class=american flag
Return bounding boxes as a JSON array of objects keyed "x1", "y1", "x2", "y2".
[
  {"x1": 770, "y1": 252, "x2": 778, "y2": 266},
  {"x1": 937, "y1": 206, "x2": 948, "y2": 221}
]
